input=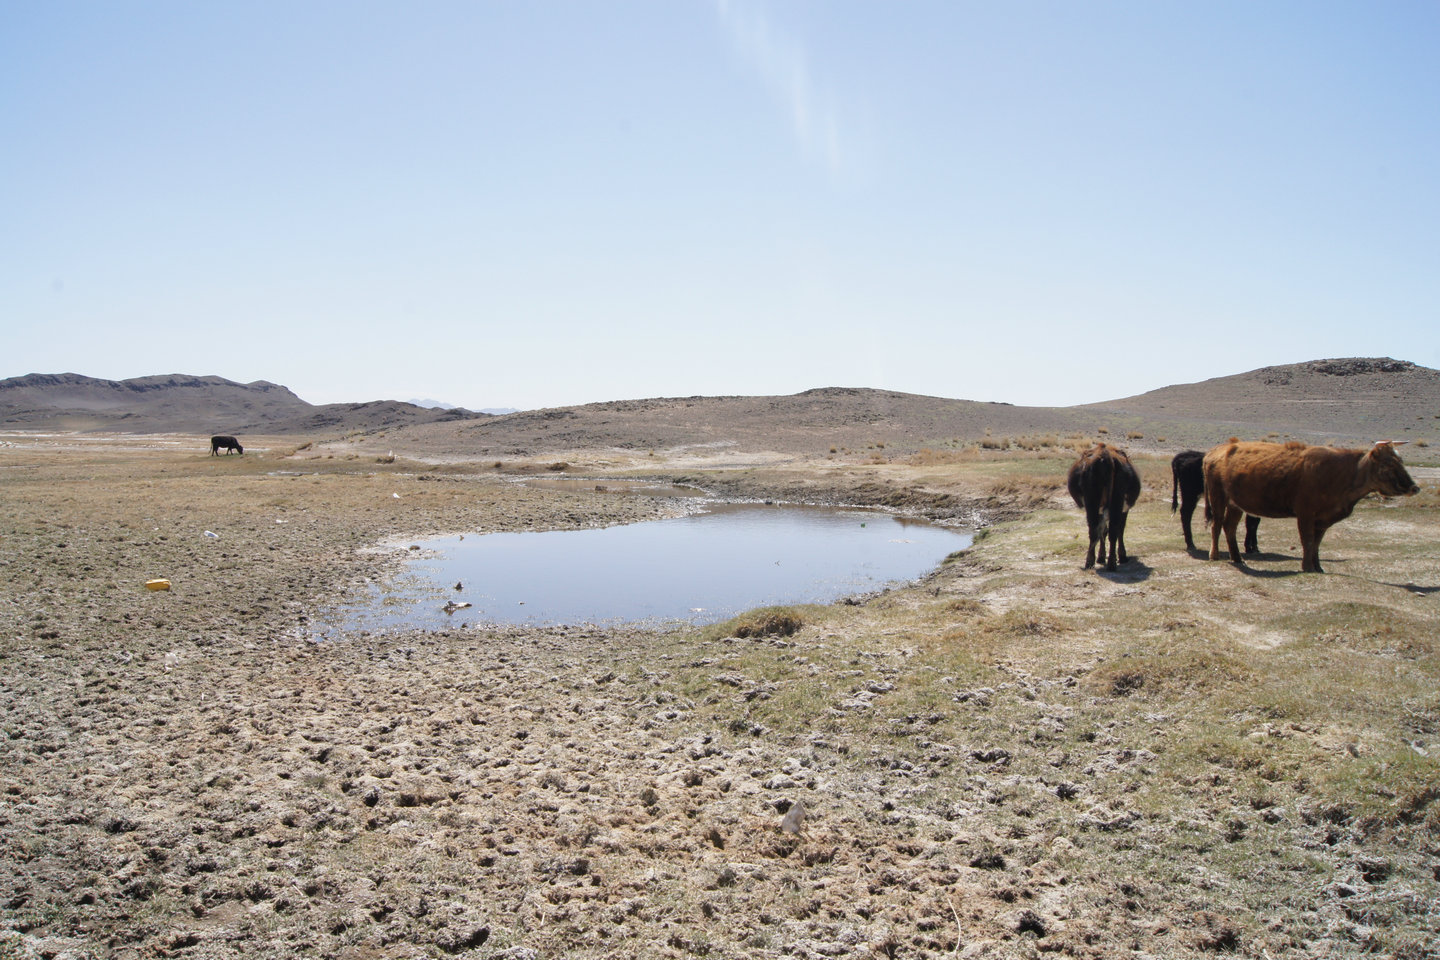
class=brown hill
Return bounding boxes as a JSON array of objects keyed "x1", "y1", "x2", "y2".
[
  {"x1": 325, "y1": 358, "x2": 1440, "y2": 461},
  {"x1": 350, "y1": 388, "x2": 1088, "y2": 460},
  {"x1": 5, "y1": 359, "x2": 1437, "y2": 458},
  {"x1": 1081, "y1": 358, "x2": 1440, "y2": 450},
  {"x1": 0, "y1": 373, "x2": 480, "y2": 435}
]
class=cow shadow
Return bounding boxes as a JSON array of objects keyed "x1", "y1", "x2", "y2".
[
  {"x1": 1330, "y1": 573, "x2": 1440, "y2": 595},
  {"x1": 1185, "y1": 545, "x2": 1289, "y2": 563},
  {"x1": 1190, "y1": 554, "x2": 1440, "y2": 592},
  {"x1": 1232, "y1": 564, "x2": 1302, "y2": 580},
  {"x1": 1095, "y1": 558, "x2": 1153, "y2": 583},
  {"x1": 1238, "y1": 550, "x2": 1292, "y2": 564}
]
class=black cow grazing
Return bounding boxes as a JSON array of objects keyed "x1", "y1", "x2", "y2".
[
  {"x1": 1171, "y1": 449, "x2": 1259, "y2": 554},
  {"x1": 210, "y1": 435, "x2": 243, "y2": 456},
  {"x1": 1067, "y1": 443, "x2": 1142, "y2": 571}
]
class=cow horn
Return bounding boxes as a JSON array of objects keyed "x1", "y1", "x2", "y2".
[{"x1": 1373, "y1": 439, "x2": 1409, "y2": 447}]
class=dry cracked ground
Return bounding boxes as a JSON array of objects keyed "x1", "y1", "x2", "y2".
[{"x1": 2, "y1": 435, "x2": 1439, "y2": 959}]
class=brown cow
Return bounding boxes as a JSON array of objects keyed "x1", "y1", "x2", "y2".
[
  {"x1": 1067, "y1": 443, "x2": 1142, "y2": 571},
  {"x1": 1203, "y1": 439, "x2": 1419, "y2": 573},
  {"x1": 1171, "y1": 449, "x2": 1260, "y2": 554}
]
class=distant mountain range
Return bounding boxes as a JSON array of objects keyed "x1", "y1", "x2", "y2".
[
  {"x1": 0, "y1": 373, "x2": 484, "y2": 435},
  {"x1": 408, "y1": 398, "x2": 519, "y2": 416},
  {"x1": 2, "y1": 360, "x2": 1437, "y2": 457}
]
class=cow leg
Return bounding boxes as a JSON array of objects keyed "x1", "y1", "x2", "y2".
[
  {"x1": 1084, "y1": 507, "x2": 1107, "y2": 570},
  {"x1": 1296, "y1": 518, "x2": 1319, "y2": 573},
  {"x1": 1110, "y1": 509, "x2": 1130, "y2": 570},
  {"x1": 1221, "y1": 506, "x2": 1244, "y2": 564},
  {"x1": 1179, "y1": 495, "x2": 1197, "y2": 551},
  {"x1": 1243, "y1": 515, "x2": 1260, "y2": 555},
  {"x1": 1311, "y1": 522, "x2": 1331, "y2": 574},
  {"x1": 1297, "y1": 518, "x2": 1328, "y2": 573},
  {"x1": 1206, "y1": 489, "x2": 1227, "y2": 561}
]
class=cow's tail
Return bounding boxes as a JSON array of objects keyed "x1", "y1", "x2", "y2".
[
  {"x1": 1171, "y1": 462, "x2": 1179, "y2": 514},
  {"x1": 1095, "y1": 449, "x2": 1115, "y2": 512}
]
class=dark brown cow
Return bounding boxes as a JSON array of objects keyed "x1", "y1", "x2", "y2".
[
  {"x1": 210, "y1": 435, "x2": 243, "y2": 456},
  {"x1": 1171, "y1": 449, "x2": 1259, "y2": 553},
  {"x1": 1203, "y1": 439, "x2": 1419, "y2": 573},
  {"x1": 1067, "y1": 443, "x2": 1142, "y2": 571}
]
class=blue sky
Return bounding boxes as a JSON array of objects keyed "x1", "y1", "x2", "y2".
[{"x1": 4, "y1": 1, "x2": 1437, "y2": 410}]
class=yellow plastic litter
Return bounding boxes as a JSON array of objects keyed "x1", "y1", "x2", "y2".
[{"x1": 145, "y1": 579, "x2": 171, "y2": 591}]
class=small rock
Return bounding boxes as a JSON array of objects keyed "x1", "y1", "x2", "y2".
[
  {"x1": 435, "y1": 924, "x2": 489, "y2": 953},
  {"x1": 780, "y1": 799, "x2": 806, "y2": 834},
  {"x1": 492, "y1": 948, "x2": 538, "y2": 960},
  {"x1": 971, "y1": 748, "x2": 1011, "y2": 765}
]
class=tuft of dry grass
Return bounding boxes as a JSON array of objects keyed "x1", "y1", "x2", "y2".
[
  {"x1": 1082, "y1": 637, "x2": 1257, "y2": 699},
  {"x1": 706, "y1": 606, "x2": 808, "y2": 640}
]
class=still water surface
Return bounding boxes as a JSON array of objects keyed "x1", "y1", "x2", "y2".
[{"x1": 328, "y1": 503, "x2": 971, "y2": 632}]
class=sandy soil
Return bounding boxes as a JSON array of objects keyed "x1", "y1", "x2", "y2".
[{"x1": 2, "y1": 435, "x2": 1438, "y2": 959}]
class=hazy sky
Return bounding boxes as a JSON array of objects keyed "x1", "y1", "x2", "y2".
[{"x1": 4, "y1": 2, "x2": 1437, "y2": 410}]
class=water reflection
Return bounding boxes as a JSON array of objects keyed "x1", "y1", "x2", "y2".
[{"x1": 327, "y1": 504, "x2": 970, "y2": 632}]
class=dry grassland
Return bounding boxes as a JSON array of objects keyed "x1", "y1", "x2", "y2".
[{"x1": 2, "y1": 436, "x2": 1438, "y2": 959}]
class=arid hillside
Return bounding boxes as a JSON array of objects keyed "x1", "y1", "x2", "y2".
[
  {"x1": 5, "y1": 359, "x2": 1438, "y2": 460},
  {"x1": 0, "y1": 373, "x2": 482, "y2": 435},
  {"x1": 1082, "y1": 358, "x2": 1440, "y2": 450},
  {"x1": 324, "y1": 358, "x2": 1440, "y2": 462}
]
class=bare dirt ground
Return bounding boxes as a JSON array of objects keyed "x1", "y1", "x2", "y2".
[{"x1": 2, "y1": 432, "x2": 1438, "y2": 959}]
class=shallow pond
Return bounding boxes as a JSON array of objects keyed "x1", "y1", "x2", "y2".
[{"x1": 326, "y1": 502, "x2": 971, "y2": 632}]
